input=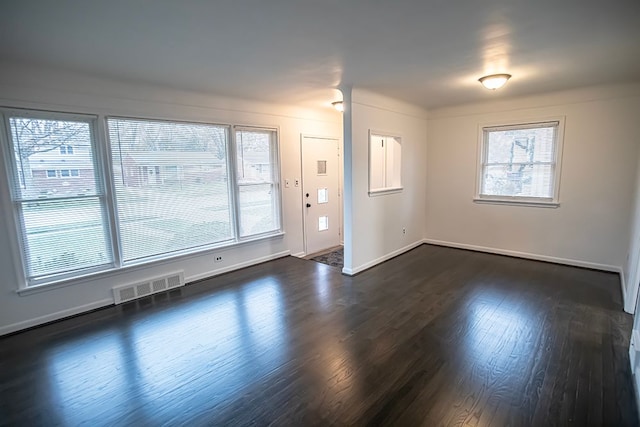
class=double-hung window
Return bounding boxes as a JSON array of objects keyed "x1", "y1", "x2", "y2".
[
  {"x1": 476, "y1": 119, "x2": 564, "y2": 207},
  {"x1": 3, "y1": 110, "x2": 113, "y2": 285},
  {"x1": 234, "y1": 128, "x2": 280, "y2": 237}
]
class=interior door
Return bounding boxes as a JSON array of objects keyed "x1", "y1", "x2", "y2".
[{"x1": 301, "y1": 136, "x2": 341, "y2": 255}]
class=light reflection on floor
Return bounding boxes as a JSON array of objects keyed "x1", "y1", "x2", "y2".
[
  {"x1": 462, "y1": 288, "x2": 535, "y2": 371},
  {"x1": 46, "y1": 278, "x2": 288, "y2": 424}
]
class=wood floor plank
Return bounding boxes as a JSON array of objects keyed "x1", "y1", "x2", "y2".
[{"x1": 0, "y1": 245, "x2": 637, "y2": 426}]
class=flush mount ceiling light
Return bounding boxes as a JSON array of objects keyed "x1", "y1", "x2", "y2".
[
  {"x1": 331, "y1": 101, "x2": 344, "y2": 112},
  {"x1": 478, "y1": 73, "x2": 512, "y2": 90}
]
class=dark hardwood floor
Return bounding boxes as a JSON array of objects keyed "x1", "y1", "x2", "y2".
[{"x1": 0, "y1": 245, "x2": 637, "y2": 426}]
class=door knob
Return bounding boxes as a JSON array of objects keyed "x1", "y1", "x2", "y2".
[{"x1": 306, "y1": 203, "x2": 311, "y2": 208}]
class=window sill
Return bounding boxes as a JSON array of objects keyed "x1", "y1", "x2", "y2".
[
  {"x1": 16, "y1": 231, "x2": 285, "y2": 296},
  {"x1": 369, "y1": 187, "x2": 403, "y2": 197},
  {"x1": 473, "y1": 198, "x2": 560, "y2": 208}
]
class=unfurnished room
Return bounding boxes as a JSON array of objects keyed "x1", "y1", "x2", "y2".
[{"x1": 1, "y1": 1, "x2": 640, "y2": 425}]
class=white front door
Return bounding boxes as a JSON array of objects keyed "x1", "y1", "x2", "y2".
[{"x1": 301, "y1": 136, "x2": 341, "y2": 255}]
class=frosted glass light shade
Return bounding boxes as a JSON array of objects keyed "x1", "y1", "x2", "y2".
[{"x1": 479, "y1": 74, "x2": 512, "y2": 90}]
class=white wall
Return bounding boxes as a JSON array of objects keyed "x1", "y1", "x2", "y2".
[
  {"x1": 426, "y1": 85, "x2": 640, "y2": 303},
  {"x1": 625, "y1": 145, "x2": 640, "y2": 313},
  {"x1": 0, "y1": 63, "x2": 341, "y2": 335},
  {"x1": 342, "y1": 88, "x2": 427, "y2": 274}
]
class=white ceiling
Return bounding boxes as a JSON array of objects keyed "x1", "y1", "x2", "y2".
[{"x1": 1, "y1": 0, "x2": 640, "y2": 109}]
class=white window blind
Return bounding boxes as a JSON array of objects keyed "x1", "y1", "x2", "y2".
[
  {"x1": 479, "y1": 121, "x2": 561, "y2": 202},
  {"x1": 1, "y1": 108, "x2": 284, "y2": 289},
  {"x1": 235, "y1": 128, "x2": 280, "y2": 237},
  {"x1": 109, "y1": 118, "x2": 234, "y2": 262},
  {"x1": 5, "y1": 113, "x2": 112, "y2": 283}
]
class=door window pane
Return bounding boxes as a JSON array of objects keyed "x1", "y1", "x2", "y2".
[
  {"x1": 317, "y1": 160, "x2": 327, "y2": 175},
  {"x1": 318, "y1": 216, "x2": 329, "y2": 231},
  {"x1": 317, "y1": 188, "x2": 328, "y2": 204}
]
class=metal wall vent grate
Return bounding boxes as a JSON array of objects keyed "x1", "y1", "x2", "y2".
[
  {"x1": 152, "y1": 278, "x2": 167, "y2": 292},
  {"x1": 112, "y1": 271, "x2": 185, "y2": 304},
  {"x1": 167, "y1": 274, "x2": 182, "y2": 289}
]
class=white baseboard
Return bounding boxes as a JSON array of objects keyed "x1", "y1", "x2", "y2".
[
  {"x1": 424, "y1": 238, "x2": 629, "y2": 309},
  {"x1": 342, "y1": 240, "x2": 424, "y2": 276},
  {"x1": 0, "y1": 298, "x2": 113, "y2": 337},
  {"x1": 186, "y1": 250, "x2": 291, "y2": 283},
  {"x1": 621, "y1": 271, "x2": 634, "y2": 314},
  {"x1": 631, "y1": 330, "x2": 640, "y2": 420},
  {"x1": 291, "y1": 251, "x2": 306, "y2": 258},
  {"x1": 1, "y1": 250, "x2": 292, "y2": 337},
  {"x1": 423, "y1": 239, "x2": 621, "y2": 272}
]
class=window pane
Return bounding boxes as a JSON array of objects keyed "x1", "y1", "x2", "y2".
[
  {"x1": 9, "y1": 117, "x2": 98, "y2": 199},
  {"x1": 482, "y1": 164, "x2": 553, "y2": 198},
  {"x1": 235, "y1": 130, "x2": 279, "y2": 237},
  {"x1": 109, "y1": 118, "x2": 233, "y2": 262},
  {"x1": 22, "y1": 198, "x2": 112, "y2": 278},
  {"x1": 236, "y1": 130, "x2": 272, "y2": 183},
  {"x1": 486, "y1": 126, "x2": 556, "y2": 164},
  {"x1": 238, "y1": 184, "x2": 278, "y2": 236}
]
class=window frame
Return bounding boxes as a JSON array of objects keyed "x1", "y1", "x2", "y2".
[
  {"x1": 474, "y1": 117, "x2": 565, "y2": 208},
  {"x1": 232, "y1": 125, "x2": 283, "y2": 239},
  {"x1": 105, "y1": 116, "x2": 238, "y2": 265},
  {"x1": 0, "y1": 108, "x2": 116, "y2": 287}
]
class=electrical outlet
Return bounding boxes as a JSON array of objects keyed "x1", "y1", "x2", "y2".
[
  {"x1": 402, "y1": 228, "x2": 406, "y2": 235},
  {"x1": 294, "y1": 179, "x2": 300, "y2": 187},
  {"x1": 214, "y1": 255, "x2": 223, "y2": 263}
]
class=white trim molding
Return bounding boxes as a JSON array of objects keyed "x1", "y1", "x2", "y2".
[
  {"x1": 423, "y1": 239, "x2": 622, "y2": 272},
  {"x1": 342, "y1": 240, "x2": 424, "y2": 276},
  {"x1": 2, "y1": 250, "x2": 291, "y2": 336},
  {"x1": 0, "y1": 298, "x2": 113, "y2": 337},
  {"x1": 425, "y1": 239, "x2": 630, "y2": 311}
]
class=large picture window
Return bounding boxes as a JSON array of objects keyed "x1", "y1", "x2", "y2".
[
  {"x1": 1, "y1": 109, "x2": 282, "y2": 288},
  {"x1": 476, "y1": 120, "x2": 564, "y2": 207},
  {"x1": 108, "y1": 118, "x2": 234, "y2": 262},
  {"x1": 3, "y1": 111, "x2": 113, "y2": 284}
]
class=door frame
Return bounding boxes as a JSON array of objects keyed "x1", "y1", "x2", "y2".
[{"x1": 300, "y1": 134, "x2": 343, "y2": 256}]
